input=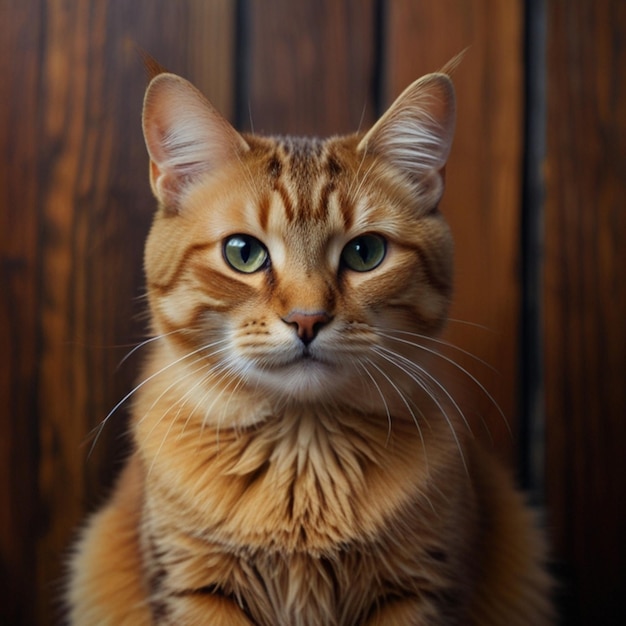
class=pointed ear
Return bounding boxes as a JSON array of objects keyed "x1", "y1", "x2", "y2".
[
  {"x1": 358, "y1": 73, "x2": 455, "y2": 191},
  {"x1": 142, "y1": 73, "x2": 249, "y2": 209}
]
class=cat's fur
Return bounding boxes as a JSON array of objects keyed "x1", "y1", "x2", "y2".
[{"x1": 66, "y1": 67, "x2": 553, "y2": 625}]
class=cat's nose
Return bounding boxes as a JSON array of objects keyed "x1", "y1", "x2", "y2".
[{"x1": 283, "y1": 311, "x2": 332, "y2": 346}]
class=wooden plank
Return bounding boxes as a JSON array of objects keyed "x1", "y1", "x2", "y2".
[
  {"x1": 245, "y1": 0, "x2": 377, "y2": 136},
  {"x1": 0, "y1": 1, "x2": 240, "y2": 622},
  {"x1": 187, "y1": 0, "x2": 237, "y2": 118},
  {"x1": 0, "y1": 2, "x2": 43, "y2": 623},
  {"x1": 384, "y1": 0, "x2": 524, "y2": 463},
  {"x1": 544, "y1": 1, "x2": 626, "y2": 622},
  {"x1": 34, "y1": 1, "x2": 123, "y2": 620}
]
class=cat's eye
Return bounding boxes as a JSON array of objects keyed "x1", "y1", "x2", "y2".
[
  {"x1": 223, "y1": 235, "x2": 269, "y2": 273},
  {"x1": 341, "y1": 234, "x2": 386, "y2": 272}
]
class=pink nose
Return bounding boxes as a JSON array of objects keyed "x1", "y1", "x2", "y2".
[{"x1": 283, "y1": 311, "x2": 331, "y2": 345}]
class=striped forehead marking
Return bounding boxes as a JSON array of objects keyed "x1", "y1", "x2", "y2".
[{"x1": 260, "y1": 138, "x2": 352, "y2": 229}]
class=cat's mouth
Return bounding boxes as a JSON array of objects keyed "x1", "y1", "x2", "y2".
[
  {"x1": 258, "y1": 346, "x2": 336, "y2": 376},
  {"x1": 258, "y1": 354, "x2": 341, "y2": 400},
  {"x1": 300, "y1": 347, "x2": 317, "y2": 360},
  {"x1": 280, "y1": 350, "x2": 330, "y2": 368}
]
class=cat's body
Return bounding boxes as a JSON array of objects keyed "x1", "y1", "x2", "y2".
[{"x1": 66, "y1": 69, "x2": 552, "y2": 625}]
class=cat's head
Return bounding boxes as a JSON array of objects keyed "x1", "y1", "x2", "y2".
[{"x1": 141, "y1": 70, "x2": 455, "y2": 407}]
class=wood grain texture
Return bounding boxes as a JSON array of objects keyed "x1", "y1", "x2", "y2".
[
  {"x1": 544, "y1": 1, "x2": 626, "y2": 623},
  {"x1": 384, "y1": 0, "x2": 524, "y2": 463},
  {"x1": 187, "y1": 0, "x2": 236, "y2": 118},
  {"x1": 1, "y1": 0, "x2": 624, "y2": 623},
  {"x1": 245, "y1": 0, "x2": 377, "y2": 135},
  {"x1": 0, "y1": 2, "x2": 43, "y2": 624},
  {"x1": 0, "y1": 1, "x2": 237, "y2": 623}
]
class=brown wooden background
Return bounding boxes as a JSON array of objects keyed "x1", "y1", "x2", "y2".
[{"x1": 1, "y1": 1, "x2": 624, "y2": 624}]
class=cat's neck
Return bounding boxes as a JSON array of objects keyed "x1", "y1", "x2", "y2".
[{"x1": 134, "y1": 382, "x2": 465, "y2": 553}]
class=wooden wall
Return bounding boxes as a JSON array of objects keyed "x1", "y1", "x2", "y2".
[
  {"x1": 0, "y1": 1, "x2": 623, "y2": 624},
  {"x1": 544, "y1": 2, "x2": 626, "y2": 623}
]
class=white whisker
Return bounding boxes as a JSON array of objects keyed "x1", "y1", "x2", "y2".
[
  {"x1": 382, "y1": 328, "x2": 497, "y2": 372},
  {"x1": 364, "y1": 358, "x2": 429, "y2": 473},
  {"x1": 88, "y1": 338, "x2": 229, "y2": 456},
  {"x1": 348, "y1": 159, "x2": 379, "y2": 208},
  {"x1": 446, "y1": 318, "x2": 495, "y2": 333},
  {"x1": 200, "y1": 361, "x2": 248, "y2": 443},
  {"x1": 117, "y1": 329, "x2": 185, "y2": 369},
  {"x1": 378, "y1": 329, "x2": 510, "y2": 437},
  {"x1": 146, "y1": 353, "x2": 252, "y2": 475},
  {"x1": 136, "y1": 353, "x2": 219, "y2": 429},
  {"x1": 346, "y1": 144, "x2": 370, "y2": 202},
  {"x1": 357, "y1": 359, "x2": 393, "y2": 445},
  {"x1": 371, "y1": 346, "x2": 468, "y2": 475},
  {"x1": 143, "y1": 351, "x2": 235, "y2": 472},
  {"x1": 374, "y1": 345, "x2": 472, "y2": 433}
]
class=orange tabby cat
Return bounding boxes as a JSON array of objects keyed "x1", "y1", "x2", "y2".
[{"x1": 66, "y1": 67, "x2": 553, "y2": 625}]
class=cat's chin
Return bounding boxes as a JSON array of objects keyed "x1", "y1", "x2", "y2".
[{"x1": 247, "y1": 357, "x2": 346, "y2": 402}]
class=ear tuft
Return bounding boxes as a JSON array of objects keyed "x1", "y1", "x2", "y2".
[
  {"x1": 142, "y1": 73, "x2": 248, "y2": 210},
  {"x1": 139, "y1": 50, "x2": 169, "y2": 81},
  {"x1": 358, "y1": 73, "x2": 456, "y2": 191}
]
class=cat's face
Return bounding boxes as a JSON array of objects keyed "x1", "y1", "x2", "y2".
[{"x1": 142, "y1": 72, "x2": 455, "y2": 407}]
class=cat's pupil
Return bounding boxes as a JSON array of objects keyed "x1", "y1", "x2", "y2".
[
  {"x1": 341, "y1": 234, "x2": 386, "y2": 272},
  {"x1": 354, "y1": 239, "x2": 369, "y2": 262},
  {"x1": 240, "y1": 241, "x2": 251, "y2": 263},
  {"x1": 224, "y1": 235, "x2": 268, "y2": 273}
]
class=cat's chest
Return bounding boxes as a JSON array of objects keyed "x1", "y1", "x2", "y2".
[
  {"x1": 143, "y1": 530, "x2": 388, "y2": 626},
  {"x1": 139, "y1": 409, "x2": 469, "y2": 623},
  {"x1": 142, "y1": 462, "x2": 467, "y2": 626},
  {"x1": 140, "y1": 406, "x2": 438, "y2": 550}
]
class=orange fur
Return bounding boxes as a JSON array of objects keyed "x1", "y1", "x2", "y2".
[{"x1": 66, "y1": 69, "x2": 553, "y2": 624}]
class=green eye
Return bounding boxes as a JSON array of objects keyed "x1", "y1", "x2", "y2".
[
  {"x1": 223, "y1": 235, "x2": 269, "y2": 273},
  {"x1": 341, "y1": 234, "x2": 386, "y2": 272}
]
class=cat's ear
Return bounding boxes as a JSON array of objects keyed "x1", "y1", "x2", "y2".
[
  {"x1": 358, "y1": 73, "x2": 455, "y2": 196},
  {"x1": 142, "y1": 73, "x2": 249, "y2": 209}
]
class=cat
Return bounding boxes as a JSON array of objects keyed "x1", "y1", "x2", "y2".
[{"x1": 66, "y1": 64, "x2": 553, "y2": 625}]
